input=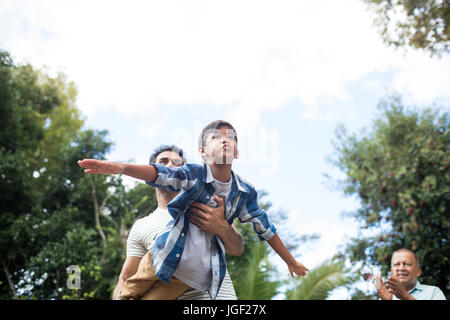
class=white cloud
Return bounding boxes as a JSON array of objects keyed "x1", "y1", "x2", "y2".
[
  {"x1": 2, "y1": 0, "x2": 448, "y2": 127},
  {"x1": 137, "y1": 123, "x2": 163, "y2": 141},
  {"x1": 282, "y1": 208, "x2": 360, "y2": 268},
  {"x1": 392, "y1": 51, "x2": 450, "y2": 104}
]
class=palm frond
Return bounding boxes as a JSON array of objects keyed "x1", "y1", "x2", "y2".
[
  {"x1": 286, "y1": 259, "x2": 349, "y2": 300},
  {"x1": 237, "y1": 241, "x2": 280, "y2": 300}
]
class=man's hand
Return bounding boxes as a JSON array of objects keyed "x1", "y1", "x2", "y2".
[
  {"x1": 374, "y1": 275, "x2": 393, "y2": 300},
  {"x1": 78, "y1": 159, "x2": 124, "y2": 175},
  {"x1": 188, "y1": 195, "x2": 244, "y2": 256},
  {"x1": 385, "y1": 273, "x2": 415, "y2": 300},
  {"x1": 288, "y1": 261, "x2": 309, "y2": 278},
  {"x1": 188, "y1": 195, "x2": 228, "y2": 235},
  {"x1": 112, "y1": 256, "x2": 141, "y2": 300}
]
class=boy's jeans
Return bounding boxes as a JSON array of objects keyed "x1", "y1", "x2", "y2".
[{"x1": 119, "y1": 251, "x2": 190, "y2": 300}]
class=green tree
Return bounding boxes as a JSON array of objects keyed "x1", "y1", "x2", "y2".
[
  {"x1": 0, "y1": 50, "x2": 157, "y2": 299},
  {"x1": 328, "y1": 94, "x2": 449, "y2": 298},
  {"x1": 285, "y1": 259, "x2": 349, "y2": 300},
  {"x1": 363, "y1": 0, "x2": 450, "y2": 55},
  {"x1": 0, "y1": 50, "x2": 84, "y2": 299}
]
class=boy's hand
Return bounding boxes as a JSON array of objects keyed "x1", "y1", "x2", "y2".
[
  {"x1": 288, "y1": 261, "x2": 309, "y2": 278},
  {"x1": 78, "y1": 159, "x2": 124, "y2": 175}
]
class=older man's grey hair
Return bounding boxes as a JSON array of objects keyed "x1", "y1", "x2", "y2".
[{"x1": 391, "y1": 248, "x2": 420, "y2": 266}]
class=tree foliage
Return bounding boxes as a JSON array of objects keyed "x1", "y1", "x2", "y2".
[
  {"x1": 364, "y1": 0, "x2": 450, "y2": 55},
  {"x1": 285, "y1": 259, "x2": 349, "y2": 300},
  {"x1": 231, "y1": 239, "x2": 280, "y2": 300},
  {"x1": 0, "y1": 50, "x2": 158, "y2": 299},
  {"x1": 329, "y1": 94, "x2": 449, "y2": 298}
]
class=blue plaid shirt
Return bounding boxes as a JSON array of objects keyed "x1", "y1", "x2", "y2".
[{"x1": 146, "y1": 162, "x2": 277, "y2": 299}]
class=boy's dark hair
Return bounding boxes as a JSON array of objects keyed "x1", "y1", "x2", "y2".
[
  {"x1": 198, "y1": 120, "x2": 238, "y2": 147},
  {"x1": 149, "y1": 144, "x2": 186, "y2": 164}
]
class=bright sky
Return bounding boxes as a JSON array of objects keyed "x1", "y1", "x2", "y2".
[{"x1": 1, "y1": 0, "x2": 449, "y2": 299}]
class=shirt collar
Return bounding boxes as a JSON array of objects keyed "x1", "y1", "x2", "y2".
[
  {"x1": 410, "y1": 280, "x2": 423, "y2": 293},
  {"x1": 231, "y1": 170, "x2": 248, "y2": 193},
  {"x1": 202, "y1": 162, "x2": 248, "y2": 193},
  {"x1": 203, "y1": 162, "x2": 215, "y2": 183}
]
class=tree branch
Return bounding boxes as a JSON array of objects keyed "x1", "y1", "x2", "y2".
[
  {"x1": 91, "y1": 179, "x2": 109, "y2": 263},
  {"x1": 1, "y1": 260, "x2": 18, "y2": 299}
]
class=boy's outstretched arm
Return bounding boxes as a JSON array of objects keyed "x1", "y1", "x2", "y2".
[
  {"x1": 267, "y1": 234, "x2": 309, "y2": 278},
  {"x1": 77, "y1": 159, "x2": 157, "y2": 183},
  {"x1": 240, "y1": 188, "x2": 309, "y2": 278}
]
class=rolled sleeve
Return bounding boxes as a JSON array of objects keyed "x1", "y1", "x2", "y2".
[
  {"x1": 257, "y1": 224, "x2": 277, "y2": 241},
  {"x1": 239, "y1": 189, "x2": 277, "y2": 241}
]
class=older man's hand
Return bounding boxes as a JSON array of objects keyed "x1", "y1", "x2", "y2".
[
  {"x1": 374, "y1": 275, "x2": 393, "y2": 300},
  {"x1": 385, "y1": 274, "x2": 415, "y2": 300}
]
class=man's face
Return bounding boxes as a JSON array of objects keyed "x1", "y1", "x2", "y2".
[
  {"x1": 200, "y1": 126, "x2": 239, "y2": 165},
  {"x1": 391, "y1": 251, "x2": 422, "y2": 288},
  {"x1": 154, "y1": 151, "x2": 183, "y2": 199},
  {"x1": 155, "y1": 151, "x2": 183, "y2": 168}
]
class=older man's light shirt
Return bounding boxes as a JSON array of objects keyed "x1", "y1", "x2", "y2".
[{"x1": 392, "y1": 281, "x2": 446, "y2": 300}]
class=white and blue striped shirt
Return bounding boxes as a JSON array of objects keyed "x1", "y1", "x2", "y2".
[{"x1": 146, "y1": 161, "x2": 277, "y2": 300}]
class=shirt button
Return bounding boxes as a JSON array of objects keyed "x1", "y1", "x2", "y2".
[
  {"x1": 176, "y1": 254, "x2": 180, "y2": 258},
  {"x1": 206, "y1": 195, "x2": 210, "y2": 200},
  {"x1": 181, "y1": 233, "x2": 185, "y2": 237}
]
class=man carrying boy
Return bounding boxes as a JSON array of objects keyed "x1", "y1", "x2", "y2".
[
  {"x1": 112, "y1": 144, "x2": 243, "y2": 300},
  {"x1": 78, "y1": 120, "x2": 308, "y2": 300}
]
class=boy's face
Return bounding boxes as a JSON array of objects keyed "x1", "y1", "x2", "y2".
[{"x1": 200, "y1": 126, "x2": 239, "y2": 165}]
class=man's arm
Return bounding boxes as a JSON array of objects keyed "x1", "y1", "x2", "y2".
[
  {"x1": 189, "y1": 195, "x2": 244, "y2": 256},
  {"x1": 78, "y1": 159, "x2": 157, "y2": 182},
  {"x1": 112, "y1": 256, "x2": 142, "y2": 300}
]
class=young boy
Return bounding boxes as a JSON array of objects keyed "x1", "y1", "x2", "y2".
[{"x1": 78, "y1": 120, "x2": 308, "y2": 300}]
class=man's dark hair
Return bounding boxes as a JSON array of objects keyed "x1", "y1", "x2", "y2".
[
  {"x1": 198, "y1": 120, "x2": 238, "y2": 147},
  {"x1": 149, "y1": 144, "x2": 186, "y2": 164}
]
